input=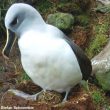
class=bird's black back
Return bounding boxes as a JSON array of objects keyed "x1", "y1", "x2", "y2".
[{"x1": 64, "y1": 36, "x2": 92, "y2": 80}]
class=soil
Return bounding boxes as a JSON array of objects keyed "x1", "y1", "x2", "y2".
[{"x1": 0, "y1": 79, "x2": 96, "y2": 110}]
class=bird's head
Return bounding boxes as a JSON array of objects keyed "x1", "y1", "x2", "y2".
[{"x1": 2, "y1": 3, "x2": 45, "y2": 59}]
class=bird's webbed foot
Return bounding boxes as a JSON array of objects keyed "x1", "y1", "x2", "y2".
[{"x1": 8, "y1": 89, "x2": 44, "y2": 101}]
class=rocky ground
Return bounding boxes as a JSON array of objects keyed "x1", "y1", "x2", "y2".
[{"x1": 0, "y1": 0, "x2": 110, "y2": 110}]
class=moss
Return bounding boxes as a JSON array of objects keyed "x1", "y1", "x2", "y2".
[
  {"x1": 86, "y1": 20, "x2": 109, "y2": 58},
  {"x1": 57, "y1": 3, "x2": 82, "y2": 14},
  {"x1": 35, "y1": 0, "x2": 53, "y2": 14},
  {"x1": 47, "y1": 12, "x2": 74, "y2": 30},
  {"x1": 95, "y1": 71, "x2": 110, "y2": 91},
  {"x1": 20, "y1": 72, "x2": 30, "y2": 82},
  {"x1": 74, "y1": 15, "x2": 90, "y2": 26},
  {"x1": 86, "y1": 34, "x2": 108, "y2": 58},
  {"x1": 91, "y1": 90, "x2": 104, "y2": 105}
]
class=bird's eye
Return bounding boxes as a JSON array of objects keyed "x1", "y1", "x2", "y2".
[{"x1": 11, "y1": 17, "x2": 18, "y2": 26}]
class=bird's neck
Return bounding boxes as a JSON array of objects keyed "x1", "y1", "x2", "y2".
[{"x1": 16, "y1": 19, "x2": 46, "y2": 37}]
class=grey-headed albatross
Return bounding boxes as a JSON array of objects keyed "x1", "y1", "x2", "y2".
[{"x1": 2, "y1": 3, "x2": 92, "y2": 102}]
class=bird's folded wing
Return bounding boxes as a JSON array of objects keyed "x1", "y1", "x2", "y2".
[{"x1": 63, "y1": 35, "x2": 92, "y2": 80}]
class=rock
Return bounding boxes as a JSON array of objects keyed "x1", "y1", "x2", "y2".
[
  {"x1": 47, "y1": 12, "x2": 74, "y2": 31},
  {"x1": 94, "y1": 4, "x2": 110, "y2": 13},
  {"x1": 92, "y1": 41, "x2": 110, "y2": 91},
  {"x1": 97, "y1": 0, "x2": 110, "y2": 5},
  {"x1": 74, "y1": 15, "x2": 90, "y2": 26}
]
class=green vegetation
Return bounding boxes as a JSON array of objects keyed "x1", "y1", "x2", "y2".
[
  {"x1": 20, "y1": 72, "x2": 30, "y2": 82},
  {"x1": 86, "y1": 34, "x2": 108, "y2": 58},
  {"x1": 91, "y1": 90, "x2": 104, "y2": 105},
  {"x1": 96, "y1": 71, "x2": 110, "y2": 91},
  {"x1": 86, "y1": 17, "x2": 109, "y2": 58},
  {"x1": 57, "y1": 3, "x2": 82, "y2": 14},
  {"x1": 82, "y1": 81, "x2": 110, "y2": 109},
  {"x1": 91, "y1": 90, "x2": 110, "y2": 110},
  {"x1": 47, "y1": 12, "x2": 74, "y2": 30},
  {"x1": 36, "y1": 0, "x2": 53, "y2": 14},
  {"x1": 74, "y1": 14, "x2": 90, "y2": 26}
]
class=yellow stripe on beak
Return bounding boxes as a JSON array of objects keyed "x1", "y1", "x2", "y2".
[{"x1": 2, "y1": 29, "x2": 16, "y2": 59}]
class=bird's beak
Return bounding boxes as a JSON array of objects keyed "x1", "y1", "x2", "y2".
[{"x1": 2, "y1": 29, "x2": 16, "y2": 59}]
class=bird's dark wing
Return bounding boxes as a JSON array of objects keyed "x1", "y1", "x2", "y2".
[{"x1": 64, "y1": 36, "x2": 92, "y2": 80}]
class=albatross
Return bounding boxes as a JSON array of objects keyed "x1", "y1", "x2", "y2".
[{"x1": 2, "y1": 3, "x2": 92, "y2": 102}]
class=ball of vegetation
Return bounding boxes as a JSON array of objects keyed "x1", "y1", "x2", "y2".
[{"x1": 47, "y1": 12, "x2": 74, "y2": 30}]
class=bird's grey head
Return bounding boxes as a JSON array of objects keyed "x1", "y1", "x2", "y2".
[
  {"x1": 2, "y1": 3, "x2": 45, "y2": 59},
  {"x1": 5, "y1": 3, "x2": 45, "y2": 36}
]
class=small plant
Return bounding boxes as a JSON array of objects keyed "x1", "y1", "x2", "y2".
[
  {"x1": 20, "y1": 72, "x2": 30, "y2": 82},
  {"x1": 91, "y1": 90, "x2": 104, "y2": 105}
]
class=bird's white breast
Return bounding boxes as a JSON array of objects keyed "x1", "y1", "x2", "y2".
[{"x1": 18, "y1": 30, "x2": 82, "y2": 93}]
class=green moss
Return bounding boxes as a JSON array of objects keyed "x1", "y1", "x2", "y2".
[
  {"x1": 20, "y1": 72, "x2": 30, "y2": 81},
  {"x1": 36, "y1": 0, "x2": 53, "y2": 14},
  {"x1": 47, "y1": 12, "x2": 74, "y2": 30},
  {"x1": 86, "y1": 20, "x2": 109, "y2": 58},
  {"x1": 86, "y1": 34, "x2": 108, "y2": 58},
  {"x1": 74, "y1": 14, "x2": 90, "y2": 26},
  {"x1": 95, "y1": 71, "x2": 110, "y2": 91},
  {"x1": 57, "y1": 3, "x2": 82, "y2": 14},
  {"x1": 91, "y1": 90, "x2": 110, "y2": 109},
  {"x1": 91, "y1": 91, "x2": 104, "y2": 104}
]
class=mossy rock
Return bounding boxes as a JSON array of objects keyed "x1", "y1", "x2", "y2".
[
  {"x1": 94, "y1": 4, "x2": 110, "y2": 13},
  {"x1": 47, "y1": 12, "x2": 74, "y2": 30},
  {"x1": 74, "y1": 15, "x2": 90, "y2": 26},
  {"x1": 95, "y1": 71, "x2": 110, "y2": 91}
]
